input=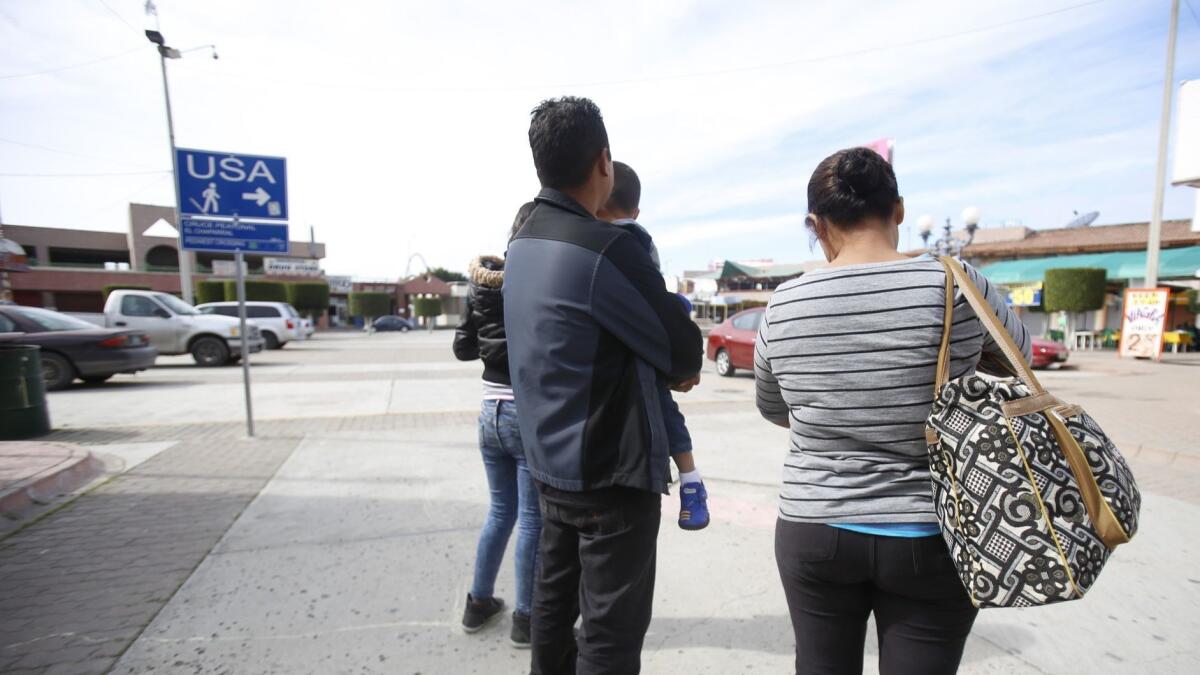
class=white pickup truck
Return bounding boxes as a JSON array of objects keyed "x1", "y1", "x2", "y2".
[{"x1": 72, "y1": 290, "x2": 265, "y2": 366}]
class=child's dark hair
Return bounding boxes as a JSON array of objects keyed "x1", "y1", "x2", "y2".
[
  {"x1": 509, "y1": 201, "x2": 536, "y2": 242},
  {"x1": 807, "y1": 147, "x2": 899, "y2": 228}
]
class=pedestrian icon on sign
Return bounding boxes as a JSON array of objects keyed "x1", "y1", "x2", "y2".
[{"x1": 201, "y1": 183, "x2": 220, "y2": 214}]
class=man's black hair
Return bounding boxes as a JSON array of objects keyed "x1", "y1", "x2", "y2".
[
  {"x1": 528, "y1": 96, "x2": 609, "y2": 190},
  {"x1": 606, "y1": 161, "x2": 641, "y2": 213}
]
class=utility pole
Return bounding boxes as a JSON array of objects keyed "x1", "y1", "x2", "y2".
[{"x1": 1146, "y1": 0, "x2": 1179, "y2": 288}]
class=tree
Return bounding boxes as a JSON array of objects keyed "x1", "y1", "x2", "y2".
[
  {"x1": 101, "y1": 284, "x2": 151, "y2": 300},
  {"x1": 1044, "y1": 268, "x2": 1107, "y2": 343},
  {"x1": 195, "y1": 280, "x2": 227, "y2": 305},
  {"x1": 287, "y1": 282, "x2": 330, "y2": 320},
  {"x1": 350, "y1": 292, "x2": 392, "y2": 323},
  {"x1": 412, "y1": 295, "x2": 443, "y2": 329},
  {"x1": 222, "y1": 280, "x2": 288, "y2": 303},
  {"x1": 428, "y1": 267, "x2": 467, "y2": 283}
]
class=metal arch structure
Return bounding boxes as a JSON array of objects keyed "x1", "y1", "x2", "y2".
[{"x1": 404, "y1": 253, "x2": 430, "y2": 280}]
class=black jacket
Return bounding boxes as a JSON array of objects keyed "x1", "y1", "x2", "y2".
[
  {"x1": 503, "y1": 188, "x2": 702, "y2": 495},
  {"x1": 453, "y1": 255, "x2": 510, "y2": 386}
]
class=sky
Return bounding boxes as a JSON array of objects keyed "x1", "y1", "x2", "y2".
[{"x1": 2, "y1": 0, "x2": 1199, "y2": 278}]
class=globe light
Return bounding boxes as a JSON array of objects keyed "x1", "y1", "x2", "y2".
[
  {"x1": 961, "y1": 206, "x2": 982, "y2": 228},
  {"x1": 917, "y1": 214, "x2": 935, "y2": 235}
]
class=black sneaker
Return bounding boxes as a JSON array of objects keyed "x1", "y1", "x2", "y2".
[
  {"x1": 462, "y1": 594, "x2": 505, "y2": 633},
  {"x1": 510, "y1": 611, "x2": 531, "y2": 648}
]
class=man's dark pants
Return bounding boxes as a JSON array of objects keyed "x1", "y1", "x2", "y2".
[{"x1": 530, "y1": 488, "x2": 661, "y2": 675}]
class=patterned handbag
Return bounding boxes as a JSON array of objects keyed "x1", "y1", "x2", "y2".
[{"x1": 925, "y1": 257, "x2": 1140, "y2": 608}]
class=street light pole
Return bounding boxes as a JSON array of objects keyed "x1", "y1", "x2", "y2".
[
  {"x1": 153, "y1": 40, "x2": 195, "y2": 304},
  {"x1": 1146, "y1": 0, "x2": 1180, "y2": 288},
  {"x1": 146, "y1": 31, "x2": 216, "y2": 304}
]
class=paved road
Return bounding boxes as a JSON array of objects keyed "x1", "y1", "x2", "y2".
[{"x1": 1, "y1": 332, "x2": 1197, "y2": 674}]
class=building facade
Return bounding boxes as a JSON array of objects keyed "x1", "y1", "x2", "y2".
[{"x1": 4, "y1": 203, "x2": 326, "y2": 312}]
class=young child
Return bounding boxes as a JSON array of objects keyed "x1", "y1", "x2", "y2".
[{"x1": 598, "y1": 161, "x2": 709, "y2": 530}]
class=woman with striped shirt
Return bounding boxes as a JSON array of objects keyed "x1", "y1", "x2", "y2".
[{"x1": 756, "y1": 147, "x2": 1030, "y2": 675}]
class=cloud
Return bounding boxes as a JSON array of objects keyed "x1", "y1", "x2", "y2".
[{"x1": 1, "y1": 0, "x2": 1197, "y2": 277}]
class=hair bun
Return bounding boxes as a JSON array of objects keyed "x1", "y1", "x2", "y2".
[{"x1": 835, "y1": 148, "x2": 885, "y2": 197}]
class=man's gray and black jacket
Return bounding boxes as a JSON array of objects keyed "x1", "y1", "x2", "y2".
[
  {"x1": 452, "y1": 256, "x2": 509, "y2": 385},
  {"x1": 503, "y1": 188, "x2": 702, "y2": 496}
]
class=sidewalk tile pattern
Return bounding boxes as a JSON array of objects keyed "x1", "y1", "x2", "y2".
[{"x1": 0, "y1": 438, "x2": 296, "y2": 674}]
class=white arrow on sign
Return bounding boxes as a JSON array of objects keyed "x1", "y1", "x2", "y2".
[{"x1": 242, "y1": 186, "x2": 271, "y2": 206}]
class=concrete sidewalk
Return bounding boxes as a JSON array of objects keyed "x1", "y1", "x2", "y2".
[
  {"x1": 2, "y1": 332, "x2": 1195, "y2": 674},
  {"x1": 105, "y1": 413, "x2": 1199, "y2": 675}
]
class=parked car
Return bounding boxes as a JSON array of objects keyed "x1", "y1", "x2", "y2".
[
  {"x1": 71, "y1": 290, "x2": 263, "y2": 366},
  {"x1": 1030, "y1": 337, "x2": 1069, "y2": 369},
  {"x1": 196, "y1": 301, "x2": 302, "y2": 349},
  {"x1": 371, "y1": 315, "x2": 418, "y2": 333},
  {"x1": 0, "y1": 305, "x2": 157, "y2": 390},
  {"x1": 706, "y1": 308, "x2": 765, "y2": 377}
]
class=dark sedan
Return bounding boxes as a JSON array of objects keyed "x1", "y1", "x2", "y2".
[
  {"x1": 0, "y1": 305, "x2": 157, "y2": 390},
  {"x1": 371, "y1": 315, "x2": 418, "y2": 332}
]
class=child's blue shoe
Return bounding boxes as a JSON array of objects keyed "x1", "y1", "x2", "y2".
[{"x1": 678, "y1": 481, "x2": 709, "y2": 530}]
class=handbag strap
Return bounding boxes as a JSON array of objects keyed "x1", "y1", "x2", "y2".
[
  {"x1": 934, "y1": 260, "x2": 955, "y2": 396},
  {"x1": 934, "y1": 256, "x2": 1046, "y2": 396}
]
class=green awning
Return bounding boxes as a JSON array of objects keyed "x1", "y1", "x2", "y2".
[
  {"x1": 978, "y1": 245, "x2": 1200, "y2": 284},
  {"x1": 709, "y1": 260, "x2": 808, "y2": 279}
]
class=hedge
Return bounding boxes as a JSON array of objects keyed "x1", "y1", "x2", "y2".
[
  {"x1": 287, "y1": 282, "x2": 330, "y2": 317},
  {"x1": 350, "y1": 292, "x2": 391, "y2": 319},
  {"x1": 222, "y1": 280, "x2": 288, "y2": 303},
  {"x1": 101, "y1": 284, "x2": 151, "y2": 299},
  {"x1": 1043, "y1": 268, "x2": 1106, "y2": 314},
  {"x1": 412, "y1": 296, "x2": 443, "y2": 318},
  {"x1": 195, "y1": 280, "x2": 227, "y2": 304}
]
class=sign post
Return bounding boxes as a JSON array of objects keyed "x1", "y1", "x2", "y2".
[
  {"x1": 234, "y1": 231, "x2": 254, "y2": 437},
  {"x1": 175, "y1": 147, "x2": 289, "y2": 438}
]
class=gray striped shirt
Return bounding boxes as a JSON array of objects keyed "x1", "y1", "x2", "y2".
[{"x1": 754, "y1": 254, "x2": 1031, "y2": 524}]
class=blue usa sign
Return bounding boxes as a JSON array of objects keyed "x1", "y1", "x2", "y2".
[{"x1": 176, "y1": 148, "x2": 288, "y2": 221}]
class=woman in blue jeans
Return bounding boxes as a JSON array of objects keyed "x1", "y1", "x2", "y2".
[{"x1": 452, "y1": 202, "x2": 541, "y2": 647}]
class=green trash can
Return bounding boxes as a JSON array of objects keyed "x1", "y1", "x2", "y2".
[{"x1": 0, "y1": 344, "x2": 52, "y2": 439}]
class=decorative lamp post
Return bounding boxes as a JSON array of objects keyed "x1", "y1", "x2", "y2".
[{"x1": 918, "y1": 206, "x2": 981, "y2": 258}]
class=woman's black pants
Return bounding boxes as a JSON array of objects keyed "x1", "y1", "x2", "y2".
[{"x1": 775, "y1": 519, "x2": 979, "y2": 675}]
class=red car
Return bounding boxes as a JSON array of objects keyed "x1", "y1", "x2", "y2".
[
  {"x1": 707, "y1": 308, "x2": 764, "y2": 376},
  {"x1": 1030, "y1": 337, "x2": 1069, "y2": 369}
]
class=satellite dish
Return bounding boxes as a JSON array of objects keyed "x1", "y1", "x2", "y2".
[{"x1": 1064, "y1": 210, "x2": 1099, "y2": 228}]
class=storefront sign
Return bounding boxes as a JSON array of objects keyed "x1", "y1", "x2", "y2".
[
  {"x1": 264, "y1": 257, "x2": 321, "y2": 276},
  {"x1": 328, "y1": 275, "x2": 354, "y2": 294},
  {"x1": 211, "y1": 259, "x2": 247, "y2": 277},
  {"x1": 1006, "y1": 284, "x2": 1042, "y2": 307},
  {"x1": 1118, "y1": 288, "x2": 1170, "y2": 360}
]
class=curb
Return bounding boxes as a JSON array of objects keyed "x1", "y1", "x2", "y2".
[{"x1": 0, "y1": 442, "x2": 102, "y2": 517}]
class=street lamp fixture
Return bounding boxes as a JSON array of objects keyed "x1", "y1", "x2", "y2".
[{"x1": 919, "y1": 207, "x2": 981, "y2": 258}]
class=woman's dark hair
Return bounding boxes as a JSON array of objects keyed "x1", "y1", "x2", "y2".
[
  {"x1": 509, "y1": 201, "x2": 537, "y2": 242},
  {"x1": 807, "y1": 147, "x2": 899, "y2": 228}
]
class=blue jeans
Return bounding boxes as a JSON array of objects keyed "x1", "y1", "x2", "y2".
[{"x1": 471, "y1": 399, "x2": 542, "y2": 615}]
